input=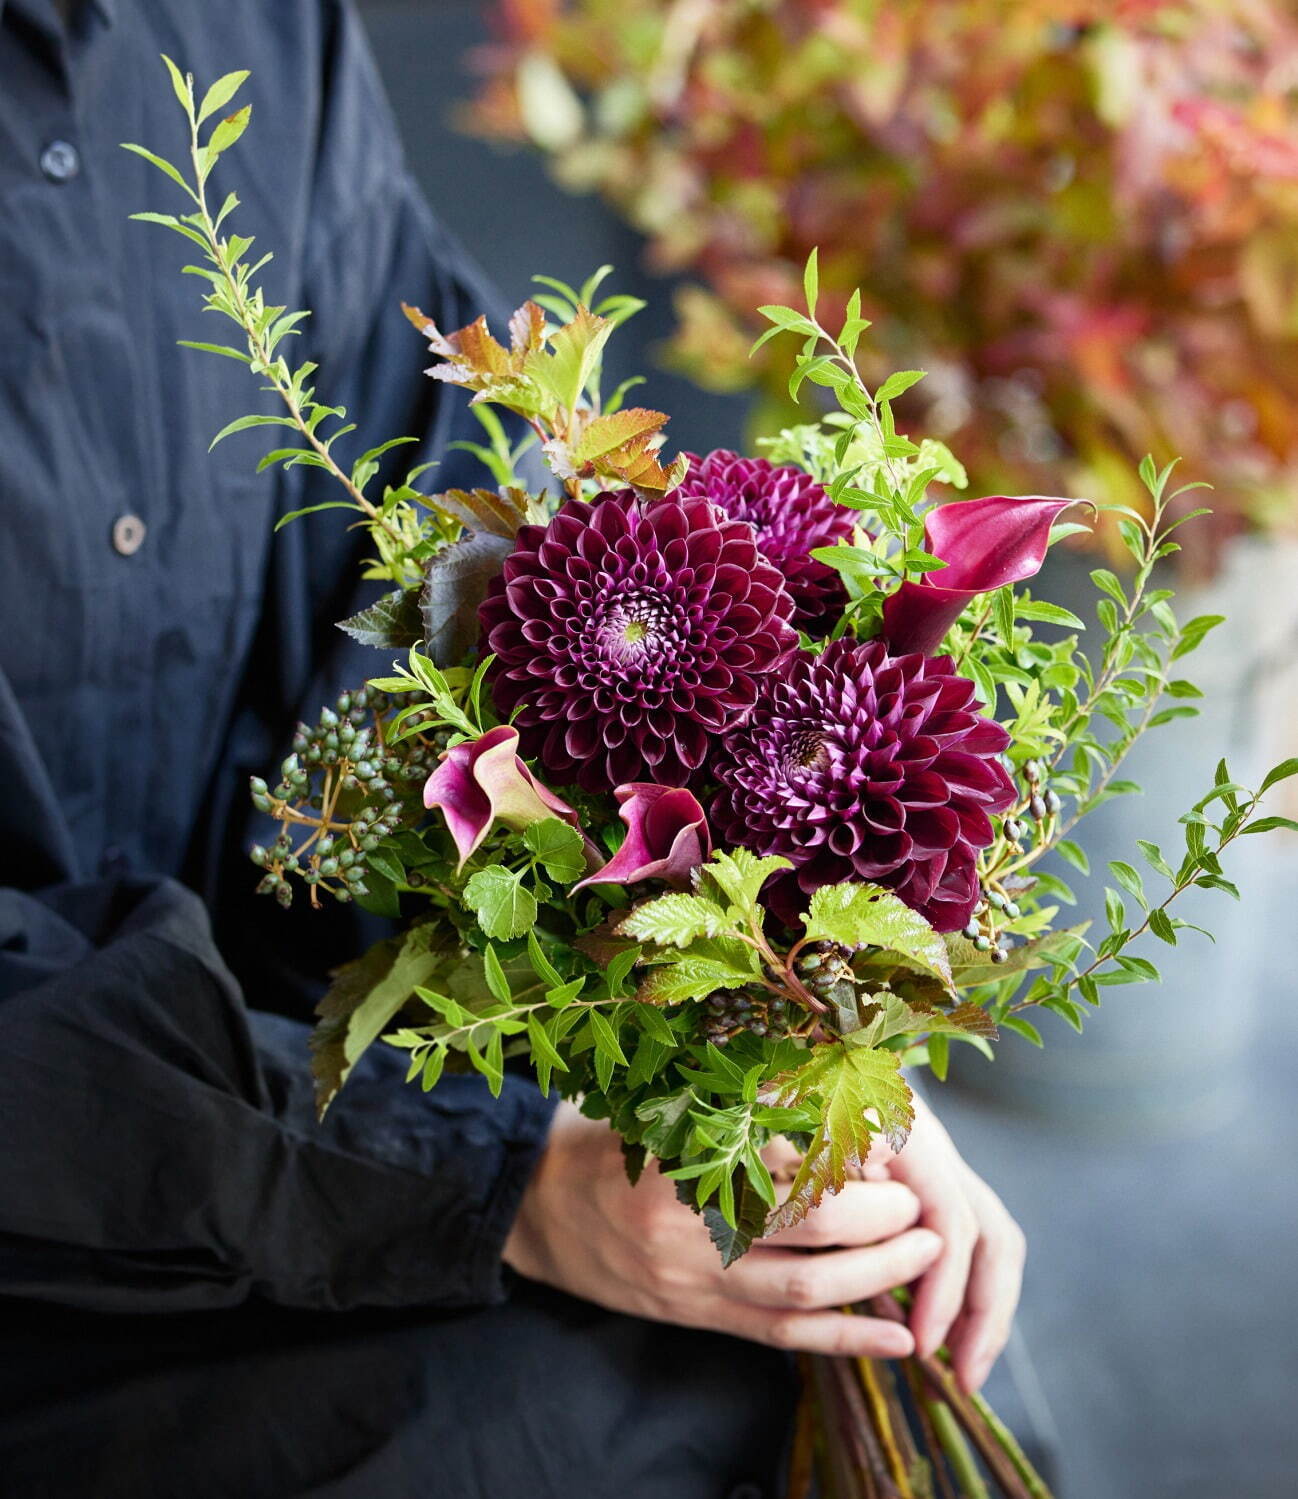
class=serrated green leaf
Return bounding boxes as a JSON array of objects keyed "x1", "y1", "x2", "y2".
[
  {"x1": 464, "y1": 866, "x2": 538, "y2": 941},
  {"x1": 523, "y1": 817, "x2": 586, "y2": 883},
  {"x1": 762, "y1": 1039, "x2": 914, "y2": 1232},
  {"x1": 616, "y1": 893, "x2": 730, "y2": 946},
  {"x1": 698, "y1": 848, "x2": 792, "y2": 916},
  {"x1": 336, "y1": 586, "x2": 423, "y2": 650},
  {"x1": 804, "y1": 882, "x2": 952, "y2": 988},
  {"x1": 635, "y1": 952, "x2": 756, "y2": 1005}
]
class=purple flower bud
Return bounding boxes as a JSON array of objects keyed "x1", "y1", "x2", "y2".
[
  {"x1": 881, "y1": 494, "x2": 1082, "y2": 656},
  {"x1": 574, "y1": 782, "x2": 711, "y2": 891},
  {"x1": 423, "y1": 724, "x2": 593, "y2": 870}
]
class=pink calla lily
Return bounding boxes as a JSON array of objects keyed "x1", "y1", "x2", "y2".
[
  {"x1": 424, "y1": 725, "x2": 592, "y2": 870},
  {"x1": 880, "y1": 494, "x2": 1082, "y2": 656},
  {"x1": 574, "y1": 783, "x2": 711, "y2": 891}
]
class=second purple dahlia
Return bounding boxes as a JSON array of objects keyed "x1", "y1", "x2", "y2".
[
  {"x1": 675, "y1": 449, "x2": 853, "y2": 631},
  {"x1": 480, "y1": 489, "x2": 798, "y2": 791},
  {"x1": 710, "y1": 639, "x2": 1016, "y2": 931}
]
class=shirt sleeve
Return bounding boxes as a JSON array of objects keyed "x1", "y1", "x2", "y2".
[
  {"x1": 0, "y1": 2, "x2": 557, "y2": 1315},
  {"x1": 0, "y1": 873, "x2": 554, "y2": 1313}
]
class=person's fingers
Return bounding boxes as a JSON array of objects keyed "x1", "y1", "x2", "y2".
[
  {"x1": 762, "y1": 1180, "x2": 923, "y2": 1249},
  {"x1": 946, "y1": 1177, "x2": 1026, "y2": 1393},
  {"x1": 721, "y1": 1302, "x2": 917, "y2": 1359},
  {"x1": 732, "y1": 1228, "x2": 943, "y2": 1311},
  {"x1": 906, "y1": 1182, "x2": 978, "y2": 1359}
]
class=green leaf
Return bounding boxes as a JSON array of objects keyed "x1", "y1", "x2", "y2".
[
  {"x1": 615, "y1": 893, "x2": 730, "y2": 946},
  {"x1": 197, "y1": 70, "x2": 250, "y2": 126},
  {"x1": 999, "y1": 1015, "x2": 1044, "y2": 1047},
  {"x1": 1241, "y1": 814, "x2": 1298, "y2": 835},
  {"x1": 762, "y1": 1039, "x2": 914, "y2": 1232},
  {"x1": 803, "y1": 882, "x2": 952, "y2": 988},
  {"x1": 206, "y1": 104, "x2": 251, "y2": 157},
  {"x1": 802, "y1": 247, "x2": 819, "y2": 318},
  {"x1": 1056, "y1": 839, "x2": 1090, "y2": 875},
  {"x1": 634, "y1": 1002, "x2": 677, "y2": 1045},
  {"x1": 875, "y1": 369, "x2": 927, "y2": 403},
  {"x1": 1015, "y1": 599, "x2": 1086, "y2": 629},
  {"x1": 526, "y1": 930, "x2": 563, "y2": 988},
  {"x1": 335, "y1": 586, "x2": 423, "y2": 650},
  {"x1": 1148, "y1": 908, "x2": 1178, "y2": 945},
  {"x1": 702, "y1": 1171, "x2": 770, "y2": 1266},
  {"x1": 175, "y1": 339, "x2": 251, "y2": 362},
  {"x1": 635, "y1": 951, "x2": 756, "y2": 1006},
  {"x1": 698, "y1": 848, "x2": 791, "y2": 915},
  {"x1": 523, "y1": 817, "x2": 586, "y2": 883},
  {"x1": 1171, "y1": 614, "x2": 1226, "y2": 661},
  {"x1": 208, "y1": 412, "x2": 299, "y2": 450},
  {"x1": 927, "y1": 1032, "x2": 950, "y2": 1082},
  {"x1": 636, "y1": 1089, "x2": 696, "y2": 1159},
  {"x1": 1137, "y1": 839, "x2": 1175, "y2": 880},
  {"x1": 310, "y1": 927, "x2": 446, "y2": 1116},
  {"x1": 525, "y1": 1014, "x2": 568, "y2": 1092},
  {"x1": 478, "y1": 943, "x2": 511, "y2": 1005},
  {"x1": 1109, "y1": 861, "x2": 1147, "y2": 907},
  {"x1": 463, "y1": 865, "x2": 538, "y2": 941},
  {"x1": 604, "y1": 944, "x2": 641, "y2": 997},
  {"x1": 120, "y1": 141, "x2": 193, "y2": 197},
  {"x1": 588, "y1": 1008, "x2": 628, "y2": 1068},
  {"x1": 1260, "y1": 758, "x2": 1298, "y2": 795}
]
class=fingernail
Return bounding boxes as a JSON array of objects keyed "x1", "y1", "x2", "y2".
[
  {"x1": 880, "y1": 1325, "x2": 914, "y2": 1358},
  {"x1": 913, "y1": 1229, "x2": 943, "y2": 1260}
]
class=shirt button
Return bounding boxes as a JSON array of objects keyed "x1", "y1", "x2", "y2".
[
  {"x1": 40, "y1": 139, "x2": 80, "y2": 184},
  {"x1": 111, "y1": 514, "x2": 147, "y2": 556}
]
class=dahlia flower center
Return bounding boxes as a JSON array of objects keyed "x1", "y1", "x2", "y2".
[
  {"x1": 593, "y1": 587, "x2": 679, "y2": 664},
  {"x1": 784, "y1": 727, "x2": 831, "y2": 776}
]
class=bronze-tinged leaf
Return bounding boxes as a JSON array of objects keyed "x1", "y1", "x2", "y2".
[
  {"x1": 592, "y1": 432, "x2": 686, "y2": 497},
  {"x1": 420, "y1": 531, "x2": 513, "y2": 666},
  {"x1": 428, "y1": 485, "x2": 537, "y2": 541},
  {"x1": 573, "y1": 920, "x2": 636, "y2": 968},
  {"x1": 572, "y1": 406, "x2": 670, "y2": 464},
  {"x1": 760, "y1": 1039, "x2": 914, "y2": 1234},
  {"x1": 508, "y1": 299, "x2": 548, "y2": 357}
]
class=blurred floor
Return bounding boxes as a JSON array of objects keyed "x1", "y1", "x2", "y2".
[{"x1": 360, "y1": 6, "x2": 1298, "y2": 1494}]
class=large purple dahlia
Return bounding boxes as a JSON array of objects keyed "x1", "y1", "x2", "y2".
[
  {"x1": 479, "y1": 489, "x2": 798, "y2": 792},
  {"x1": 710, "y1": 639, "x2": 1016, "y2": 932},
  {"x1": 674, "y1": 449, "x2": 852, "y2": 630}
]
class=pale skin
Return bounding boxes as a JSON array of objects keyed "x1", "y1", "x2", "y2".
[{"x1": 504, "y1": 1091, "x2": 1025, "y2": 1395}]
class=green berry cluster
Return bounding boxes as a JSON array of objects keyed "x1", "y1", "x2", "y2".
[
  {"x1": 999, "y1": 758, "x2": 1063, "y2": 851},
  {"x1": 701, "y1": 986, "x2": 791, "y2": 1046},
  {"x1": 792, "y1": 940, "x2": 860, "y2": 1010},
  {"x1": 248, "y1": 684, "x2": 447, "y2": 908}
]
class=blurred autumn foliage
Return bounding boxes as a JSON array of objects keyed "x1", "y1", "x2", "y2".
[{"x1": 466, "y1": 0, "x2": 1298, "y2": 568}]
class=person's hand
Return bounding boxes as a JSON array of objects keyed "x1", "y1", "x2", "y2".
[
  {"x1": 503, "y1": 1100, "x2": 942, "y2": 1359},
  {"x1": 872, "y1": 1092, "x2": 1026, "y2": 1393}
]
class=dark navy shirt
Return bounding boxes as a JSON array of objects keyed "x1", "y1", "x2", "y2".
[
  {"x1": 0, "y1": 0, "x2": 557, "y2": 1314},
  {"x1": 0, "y1": 3, "x2": 794, "y2": 1493}
]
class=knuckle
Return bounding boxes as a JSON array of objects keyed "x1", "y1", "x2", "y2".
[
  {"x1": 784, "y1": 1266, "x2": 823, "y2": 1311},
  {"x1": 765, "y1": 1314, "x2": 801, "y2": 1350}
]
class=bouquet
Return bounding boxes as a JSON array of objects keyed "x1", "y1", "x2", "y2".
[{"x1": 126, "y1": 62, "x2": 1298, "y2": 1499}]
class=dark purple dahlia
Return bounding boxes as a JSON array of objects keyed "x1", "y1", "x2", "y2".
[
  {"x1": 479, "y1": 489, "x2": 798, "y2": 792},
  {"x1": 674, "y1": 449, "x2": 853, "y2": 630},
  {"x1": 710, "y1": 639, "x2": 1016, "y2": 932}
]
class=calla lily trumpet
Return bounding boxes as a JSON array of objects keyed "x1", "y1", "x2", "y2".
[
  {"x1": 423, "y1": 725, "x2": 592, "y2": 870},
  {"x1": 574, "y1": 782, "x2": 711, "y2": 891},
  {"x1": 881, "y1": 494, "x2": 1082, "y2": 656}
]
